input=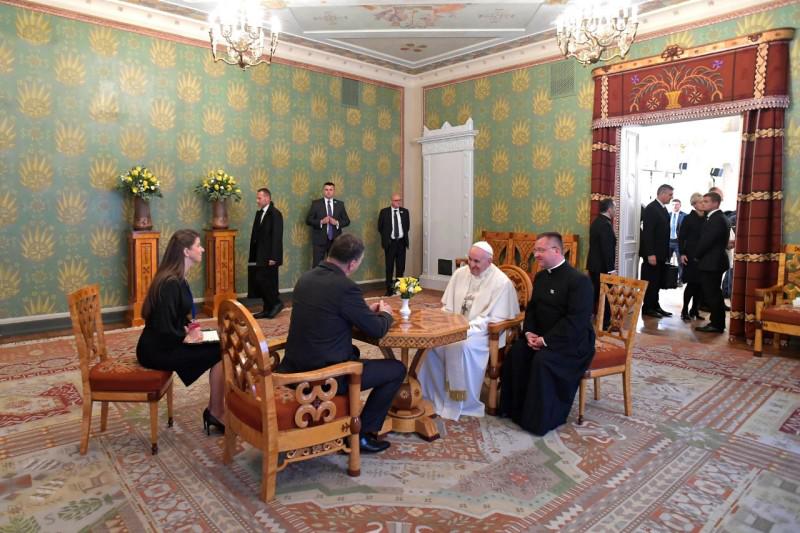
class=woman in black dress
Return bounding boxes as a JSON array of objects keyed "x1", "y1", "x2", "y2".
[
  {"x1": 679, "y1": 193, "x2": 705, "y2": 321},
  {"x1": 136, "y1": 229, "x2": 225, "y2": 434}
]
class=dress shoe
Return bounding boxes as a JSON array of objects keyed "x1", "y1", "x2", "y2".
[
  {"x1": 203, "y1": 408, "x2": 225, "y2": 435},
  {"x1": 642, "y1": 308, "x2": 663, "y2": 318},
  {"x1": 680, "y1": 311, "x2": 691, "y2": 321},
  {"x1": 252, "y1": 311, "x2": 269, "y2": 319},
  {"x1": 656, "y1": 308, "x2": 673, "y2": 317},
  {"x1": 695, "y1": 324, "x2": 724, "y2": 333},
  {"x1": 359, "y1": 434, "x2": 390, "y2": 453},
  {"x1": 385, "y1": 289, "x2": 394, "y2": 297},
  {"x1": 265, "y1": 301, "x2": 285, "y2": 319}
]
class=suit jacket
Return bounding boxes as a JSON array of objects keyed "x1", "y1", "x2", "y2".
[
  {"x1": 586, "y1": 214, "x2": 616, "y2": 273},
  {"x1": 248, "y1": 204, "x2": 283, "y2": 265},
  {"x1": 306, "y1": 198, "x2": 350, "y2": 245},
  {"x1": 678, "y1": 210, "x2": 705, "y2": 283},
  {"x1": 278, "y1": 262, "x2": 393, "y2": 373},
  {"x1": 668, "y1": 210, "x2": 687, "y2": 239},
  {"x1": 694, "y1": 210, "x2": 731, "y2": 272},
  {"x1": 639, "y1": 199, "x2": 670, "y2": 261},
  {"x1": 377, "y1": 206, "x2": 410, "y2": 249}
]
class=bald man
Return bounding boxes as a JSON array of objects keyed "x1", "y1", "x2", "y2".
[
  {"x1": 377, "y1": 194, "x2": 410, "y2": 296},
  {"x1": 417, "y1": 242, "x2": 519, "y2": 420}
]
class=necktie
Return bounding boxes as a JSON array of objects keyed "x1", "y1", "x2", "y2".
[
  {"x1": 392, "y1": 209, "x2": 400, "y2": 239},
  {"x1": 326, "y1": 200, "x2": 333, "y2": 240},
  {"x1": 671, "y1": 212, "x2": 677, "y2": 238},
  {"x1": 259, "y1": 208, "x2": 266, "y2": 225}
]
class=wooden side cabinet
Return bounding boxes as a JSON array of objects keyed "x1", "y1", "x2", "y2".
[
  {"x1": 127, "y1": 231, "x2": 160, "y2": 327},
  {"x1": 203, "y1": 229, "x2": 237, "y2": 317}
]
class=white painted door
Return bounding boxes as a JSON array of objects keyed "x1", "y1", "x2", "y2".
[{"x1": 618, "y1": 128, "x2": 641, "y2": 279}]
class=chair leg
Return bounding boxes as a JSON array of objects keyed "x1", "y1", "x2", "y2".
[
  {"x1": 347, "y1": 433, "x2": 361, "y2": 477},
  {"x1": 594, "y1": 378, "x2": 600, "y2": 401},
  {"x1": 79, "y1": 398, "x2": 93, "y2": 455},
  {"x1": 754, "y1": 326, "x2": 763, "y2": 357},
  {"x1": 166, "y1": 382, "x2": 174, "y2": 428},
  {"x1": 774, "y1": 333, "x2": 781, "y2": 350},
  {"x1": 100, "y1": 401, "x2": 109, "y2": 432},
  {"x1": 578, "y1": 379, "x2": 586, "y2": 425},
  {"x1": 486, "y1": 373, "x2": 498, "y2": 416},
  {"x1": 622, "y1": 370, "x2": 632, "y2": 417},
  {"x1": 148, "y1": 401, "x2": 159, "y2": 455},
  {"x1": 222, "y1": 417, "x2": 235, "y2": 465},
  {"x1": 261, "y1": 447, "x2": 279, "y2": 502}
]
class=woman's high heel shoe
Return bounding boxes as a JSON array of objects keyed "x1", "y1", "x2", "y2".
[
  {"x1": 203, "y1": 408, "x2": 225, "y2": 435},
  {"x1": 680, "y1": 311, "x2": 691, "y2": 321}
]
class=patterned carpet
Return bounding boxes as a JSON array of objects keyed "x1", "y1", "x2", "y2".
[{"x1": 2, "y1": 294, "x2": 800, "y2": 532}]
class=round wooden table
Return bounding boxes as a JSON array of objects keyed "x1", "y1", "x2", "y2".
[{"x1": 354, "y1": 307, "x2": 467, "y2": 440}]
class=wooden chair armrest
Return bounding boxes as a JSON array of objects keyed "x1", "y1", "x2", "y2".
[
  {"x1": 267, "y1": 336, "x2": 288, "y2": 351},
  {"x1": 754, "y1": 284, "x2": 783, "y2": 298},
  {"x1": 272, "y1": 361, "x2": 363, "y2": 386},
  {"x1": 488, "y1": 314, "x2": 524, "y2": 337}
]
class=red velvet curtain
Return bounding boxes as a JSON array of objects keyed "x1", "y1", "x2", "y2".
[{"x1": 589, "y1": 31, "x2": 791, "y2": 339}]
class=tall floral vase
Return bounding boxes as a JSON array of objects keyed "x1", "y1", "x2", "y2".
[
  {"x1": 399, "y1": 298, "x2": 411, "y2": 320},
  {"x1": 211, "y1": 200, "x2": 228, "y2": 229},
  {"x1": 133, "y1": 196, "x2": 152, "y2": 230}
]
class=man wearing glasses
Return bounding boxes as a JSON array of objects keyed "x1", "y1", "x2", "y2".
[{"x1": 499, "y1": 232, "x2": 595, "y2": 436}]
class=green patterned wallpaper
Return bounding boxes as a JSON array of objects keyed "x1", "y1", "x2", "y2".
[
  {"x1": 0, "y1": 5, "x2": 402, "y2": 319},
  {"x1": 424, "y1": 4, "x2": 800, "y2": 267}
]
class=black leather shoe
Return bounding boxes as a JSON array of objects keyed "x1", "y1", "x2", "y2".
[
  {"x1": 265, "y1": 301, "x2": 284, "y2": 319},
  {"x1": 656, "y1": 308, "x2": 673, "y2": 317},
  {"x1": 680, "y1": 311, "x2": 691, "y2": 321},
  {"x1": 695, "y1": 324, "x2": 724, "y2": 333},
  {"x1": 253, "y1": 311, "x2": 268, "y2": 319},
  {"x1": 385, "y1": 289, "x2": 394, "y2": 297},
  {"x1": 203, "y1": 408, "x2": 225, "y2": 435},
  {"x1": 642, "y1": 309, "x2": 662, "y2": 318},
  {"x1": 359, "y1": 434, "x2": 390, "y2": 453}
]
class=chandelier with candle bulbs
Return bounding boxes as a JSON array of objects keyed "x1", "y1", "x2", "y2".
[
  {"x1": 555, "y1": 1, "x2": 638, "y2": 65},
  {"x1": 209, "y1": 0, "x2": 281, "y2": 69}
]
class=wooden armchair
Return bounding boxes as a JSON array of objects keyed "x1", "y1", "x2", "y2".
[
  {"x1": 578, "y1": 274, "x2": 647, "y2": 424},
  {"x1": 68, "y1": 285, "x2": 174, "y2": 455},
  {"x1": 754, "y1": 244, "x2": 800, "y2": 357},
  {"x1": 218, "y1": 300, "x2": 362, "y2": 502},
  {"x1": 486, "y1": 264, "x2": 532, "y2": 415}
]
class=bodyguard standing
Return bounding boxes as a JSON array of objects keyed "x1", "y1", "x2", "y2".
[
  {"x1": 306, "y1": 182, "x2": 350, "y2": 267},
  {"x1": 248, "y1": 188, "x2": 284, "y2": 319},
  {"x1": 586, "y1": 198, "x2": 617, "y2": 328},
  {"x1": 694, "y1": 191, "x2": 731, "y2": 333},
  {"x1": 377, "y1": 193, "x2": 410, "y2": 296},
  {"x1": 640, "y1": 184, "x2": 674, "y2": 318}
]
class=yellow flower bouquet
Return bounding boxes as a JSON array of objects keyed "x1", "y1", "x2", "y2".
[
  {"x1": 394, "y1": 276, "x2": 423, "y2": 299},
  {"x1": 116, "y1": 166, "x2": 162, "y2": 200},
  {"x1": 195, "y1": 169, "x2": 242, "y2": 202}
]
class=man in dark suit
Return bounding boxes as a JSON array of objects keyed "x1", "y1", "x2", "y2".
[
  {"x1": 248, "y1": 188, "x2": 284, "y2": 319},
  {"x1": 668, "y1": 199, "x2": 687, "y2": 282},
  {"x1": 278, "y1": 234, "x2": 406, "y2": 453},
  {"x1": 586, "y1": 198, "x2": 617, "y2": 329},
  {"x1": 640, "y1": 184, "x2": 674, "y2": 318},
  {"x1": 306, "y1": 182, "x2": 350, "y2": 267},
  {"x1": 694, "y1": 191, "x2": 731, "y2": 333},
  {"x1": 377, "y1": 193, "x2": 410, "y2": 297}
]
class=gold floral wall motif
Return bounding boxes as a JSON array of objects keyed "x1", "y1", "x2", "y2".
[
  {"x1": 0, "y1": 4, "x2": 401, "y2": 319},
  {"x1": 425, "y1": 3, "x2": 800, "y2": 268}
]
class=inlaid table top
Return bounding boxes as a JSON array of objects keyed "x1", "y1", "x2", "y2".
[{"x1": 354, "y1": 307, "x2": 468, "y2": 349}]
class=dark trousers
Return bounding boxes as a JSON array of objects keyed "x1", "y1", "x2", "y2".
[
  {"x1": 669, "y1": 240, "x2": 682, "y2": 279},
  {"x1": 384, "y1": 240, "x2": 407, "y2": 289},
  {"x1": 252, "y1": 265, "x2": 280, "y2": 310},
  {"x1": 701, "y1": 270, "x2": 726, "y2": 330},
  {"x1": 336, "y1": 358, "x2": 405, "y2": 433},
  {"x1": 682, "y1": 281, "x2": 703, "y2": 315},
  {"x1": 641, "y1": 261, "x2": 665, "y2": 311},
  {"x1": 312, "y1": 239, "x2": 333, "y2": 267},
  {"x1": 589, "y1": 270, "x2": 610, "y2": 330}
]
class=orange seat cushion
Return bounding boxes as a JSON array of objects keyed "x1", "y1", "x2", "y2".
[
  {"x1": 589, "y1": 339, "x2": 628, "y2": 370},
  {"x1": 762, "y1": 305, "x2": 800, "y2": 327},
  {"x1": 89, "y1": 355, "x2": 172, "y2": 393},
  {"x1": 227, "y1": 385, "x2": 351, "y2": 432}
]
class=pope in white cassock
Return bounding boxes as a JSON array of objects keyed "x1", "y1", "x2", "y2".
[{"x1": 417, "y1": 241, "x2": 520, "y2": 420}]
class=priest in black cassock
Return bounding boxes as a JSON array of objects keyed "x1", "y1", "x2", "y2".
[{"x1": 499, "y1": 232, "x2": 595, "y2": 436}]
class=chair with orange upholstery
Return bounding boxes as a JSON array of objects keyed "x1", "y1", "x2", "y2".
[
  {"x1": 218, "y1": 299, "x2": 362, "y2": 502},
  {"x1": 485, "y1": 264, "x2": 533, "y2": 415},
  {"x1": 578, "y1": 274, "x2": 647, "y2": 424},
  {"x1": 754, "y1": 244, "x2": 800, "y2": 357},
  {"x1": 68, "y1": 285, "x2": 174, "y2": 455}
]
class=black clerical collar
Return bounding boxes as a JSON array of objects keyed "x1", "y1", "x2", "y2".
[{"x1": 547, "y1": 259, "x2": 566, "y2": 273}]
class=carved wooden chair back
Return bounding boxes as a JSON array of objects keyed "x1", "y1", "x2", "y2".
[
  {"x1": 68, "y1": 284, "x2": 173, "y2": 455},
  {"x1": 754, "y1": 244, "x2": 800, "y2": 356},
  {"x1": 218, "y1": 299, "x2": 362, "y2": 502},
  {"x1": 481, "y1": 231, "x2": 513, "y2": 265},
  {"x1": 499, "y1": 264, "x2": 533, "y2": 313}
]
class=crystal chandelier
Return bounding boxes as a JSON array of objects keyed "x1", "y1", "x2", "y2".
[
  {"x1": 555, "y1": 1, "x2": 638, "y2": 65},
  {"x1": 209, "y1": 1, "x2": 281, "y2": 70}
]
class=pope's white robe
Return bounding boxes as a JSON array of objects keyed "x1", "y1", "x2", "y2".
[{"x1": 417, "y1": 263, "x2": 519, "y2": 420}]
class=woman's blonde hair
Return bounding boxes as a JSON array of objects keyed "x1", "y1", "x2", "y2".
[{"x1": 690, "y1": 192, "x2": 703, "y2": 207}]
